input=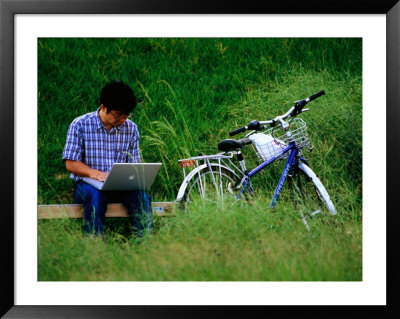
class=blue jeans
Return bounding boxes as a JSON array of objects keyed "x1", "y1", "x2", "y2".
[{"x1": 74, "y1": 181, "x2": 153, "y2": 236}]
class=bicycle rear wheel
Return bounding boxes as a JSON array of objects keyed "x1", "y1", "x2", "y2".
[
  {"x1": 291, "y1": 162, "x2": 336, "y2": 217},
  {"x1": 182, "y1": 166, "x2": 241, "y2": 205}
]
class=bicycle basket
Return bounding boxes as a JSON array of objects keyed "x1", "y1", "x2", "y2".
[{"x1": 249, "y1": 117, "x2": 311, "y2": 163}]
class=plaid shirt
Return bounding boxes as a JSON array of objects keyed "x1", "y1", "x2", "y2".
[{"x1": 62, "y1": 108, "x2": 141, "y2": 181}]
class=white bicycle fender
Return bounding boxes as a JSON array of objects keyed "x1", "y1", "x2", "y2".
[
  {"x1": 298, "y1": 162, "x2": 337, "y2": 215},
  {"x1": 175, "y1": 163, "x2": 239, "y2": 202}
]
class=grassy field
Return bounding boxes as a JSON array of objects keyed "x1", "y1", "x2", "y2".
[{"x1": 38, "y1": 38, "x2": 362, "y2": 281}]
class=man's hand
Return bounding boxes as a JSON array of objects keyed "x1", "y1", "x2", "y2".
[
  {"x1": 65, "y1": 160, "x2": 108, "y2": 181},
  {"x1": 92, "y1": 171, "x2": 108, "y2": 182}
]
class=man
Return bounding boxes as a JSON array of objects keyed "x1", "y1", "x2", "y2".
[{"x1": 62, "y1": 80, "x2": 153, "y2": 237}]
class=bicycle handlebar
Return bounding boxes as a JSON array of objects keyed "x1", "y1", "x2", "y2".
[
  {"x1": 229, "y1": 126, "x2": 247, "y2": 136},
  {"x1": 229, "y1": 120, "x2": 261, "y2": 137},
  {"x1": 292, "y1": 90, "x2": 325, "y2": 114},
  {"x1": 309, "y1": 90, "x2": 325, "y2": 102},
  {"x1": 229, "y1": 90, "x2": 325, "y2": 136}
]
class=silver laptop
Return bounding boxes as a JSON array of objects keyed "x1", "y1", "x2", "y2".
[{"x1": 82, "y1": 163, "x2": 162, "y2": 191}]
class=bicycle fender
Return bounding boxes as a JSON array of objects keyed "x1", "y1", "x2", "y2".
[
  {"x1": 175, "y1": 163, "x2": 239, "y2": 202},
  {"x1": 298, "y1": 162, "x2": 337, "y2": 215}
]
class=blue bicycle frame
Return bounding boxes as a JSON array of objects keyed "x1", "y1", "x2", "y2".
[{"x1": 236, "y1": 142, "x2": 302, "y2": 207}]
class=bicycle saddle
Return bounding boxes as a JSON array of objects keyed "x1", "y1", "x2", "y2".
[{"x1": 218, "y1": 138, "x2": 252, "y2": 152}]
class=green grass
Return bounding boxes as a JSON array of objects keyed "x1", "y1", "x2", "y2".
[
  {"x1": 38, "y1": 38, "x2": 362, "y2": 281},
  {"x1": 39, "y1": 200, "x2": 361, "y2": 281}
]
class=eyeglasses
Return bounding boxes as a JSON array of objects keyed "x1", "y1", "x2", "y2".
[{"x1": 110, "y1": 111, "x2": 130, "y2": 121}]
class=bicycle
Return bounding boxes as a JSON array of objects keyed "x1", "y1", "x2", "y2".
[{"x1": 175, "y1": 91, "x2": 336, "y2": 229}]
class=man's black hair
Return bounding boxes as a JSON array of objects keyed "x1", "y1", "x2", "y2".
[{"x1": 100, "y1": 80, "x2": 137, "y2": 114}]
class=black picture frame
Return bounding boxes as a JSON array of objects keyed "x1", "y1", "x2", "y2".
[{"x1": 1, "y1": 0, "x2": 399, "y2": 318}]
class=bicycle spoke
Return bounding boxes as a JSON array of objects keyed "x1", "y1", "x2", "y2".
[{"x1": 184, "y1": 167, "x2": 239, "y2": 205}]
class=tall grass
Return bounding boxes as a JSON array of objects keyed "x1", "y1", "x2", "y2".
[
  {"x1": 38, "y1": 38, "x2": 362, "y2": 281},
  {"x1": 39, "y1": 199, "x2": 361, "y2": 281}
]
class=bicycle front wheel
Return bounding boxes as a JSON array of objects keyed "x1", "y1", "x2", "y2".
[
  {"x1": 291, "y1": 162, "x2": 337, "y2": 216},
  {"x1": 183, "y1": 166, "x2": 241, "y2": 205}
]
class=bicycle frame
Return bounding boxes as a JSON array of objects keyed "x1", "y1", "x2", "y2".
[{"x1": 236, "y1": 142, "x2": 301, "y2": 208}]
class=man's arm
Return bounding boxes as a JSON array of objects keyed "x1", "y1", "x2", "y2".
[{"x1": 65, "y1": 160, "x2": 108, "y2": 182}]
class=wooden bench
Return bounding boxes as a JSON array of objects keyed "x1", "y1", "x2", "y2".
[{"x1": 38, "y1": 202, "x2": 175, "y2": 219}]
